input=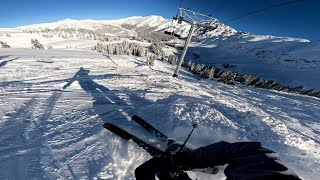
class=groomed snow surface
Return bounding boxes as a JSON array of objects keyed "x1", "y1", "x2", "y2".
[{"x1": 0, "y1": 48, "x2": 319, "y2": 180}]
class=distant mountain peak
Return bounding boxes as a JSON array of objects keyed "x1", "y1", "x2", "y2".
[
  {"x1": 16, "y1": 15, "x2": 237, "y2": 38},
  {"x1": 59, "y1": 18, "x2": 76, "y2": 22}
]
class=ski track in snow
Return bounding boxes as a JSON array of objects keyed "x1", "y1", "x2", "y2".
[{"x1": 0, "y1": 49, "x2": 319, "y2": 180}]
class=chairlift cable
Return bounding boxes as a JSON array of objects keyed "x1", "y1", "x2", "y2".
[
  {"x1": 225, "y1": 0, "x2": 304, "y2": 23},
  {"x1": 170, "y1": 0, "x2": 183, "y2": 37},
  {"x1": 178, "y1": 0, "x2": 183, "y2": 9}
]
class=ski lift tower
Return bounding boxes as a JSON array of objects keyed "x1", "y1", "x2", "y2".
[{"x1": 173, "y1": 8, "x2": 217, "y2": 77}]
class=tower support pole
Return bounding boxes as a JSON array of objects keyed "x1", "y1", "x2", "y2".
[{"x1": 173, "y1": 23, "x2": 196, "y2": 77}]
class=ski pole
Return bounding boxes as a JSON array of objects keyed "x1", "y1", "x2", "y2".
[
  {"x1": 171, "y1": 123, "x2": 198, "y2": 179},
  {"x1": 177, "y1": 123, "x2": 198, "y2": 153}
]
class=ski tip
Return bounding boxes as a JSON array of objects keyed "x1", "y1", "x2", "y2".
[
  {"x1": 132, "y1": 115, "x2": 144, "y2": 123},
  {"x1": 132, "y1": 115, "x2": 139, "y2": 119},
  {"x1": 103, "y1": 123, "x2": 119, "y2": 131},
  {"x1": 103, "y1": 123, "x2": 111, "y2": 129},
  {"x1": 103, "y1": 123, "x2": 133, "y2": 140}
]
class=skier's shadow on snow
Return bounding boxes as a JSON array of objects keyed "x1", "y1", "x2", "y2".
[
  {"x1": 65, "y1": 67, "x2": 133, "y2": 174},
  {"x1": 70, "y1": 67, "x2": 130, "y2": 118},
  {"x1": 70, "y1": 67, "x2": 153, "y2": 127}
]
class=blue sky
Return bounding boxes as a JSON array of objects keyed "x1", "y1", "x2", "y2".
[{"x1": 1, "y1": 0, "x2": 319, "y2": 40}]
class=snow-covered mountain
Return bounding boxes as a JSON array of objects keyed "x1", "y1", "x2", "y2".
[
  {"x1": 17, "y1": 16, "x2": 172, "y2": 35},
  {"x1": 18, "y1": 16, "x2": 169, "y2": 30},
  {"x1": 17, "y1": 15, "x2": 237, "y2": 37}
]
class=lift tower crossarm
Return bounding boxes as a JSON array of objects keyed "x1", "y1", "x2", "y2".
[{"x1": 178, "y1": 8, "x2": 216, "y2": 25}]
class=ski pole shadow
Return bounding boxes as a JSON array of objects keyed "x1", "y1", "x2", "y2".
[
  {"x1": 102, "y1": 54, "x2": 119, "y2": 66},
  {"x1": 0, "y1": 97, "x2": 59, "y2": 180},
  {"x1": 0, "y1": 57, "x2": 19, "y2": 67}
]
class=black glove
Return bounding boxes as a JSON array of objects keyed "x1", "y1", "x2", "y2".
[
  {"x1": 152, "y1": 154, "x2": 192, "y2": 180},
  {"x1": 175, "y1": 171, "x2": 192, "y2": 180},
  {"x1": 158, "y1": 154, "x2": 182, "y2": 179},
  {"x1": 135, "y1": 154, "x2": 191, "y2": 180},
  {"x1": 172, "y1": 151, "x2": 195, "y2": 170}
]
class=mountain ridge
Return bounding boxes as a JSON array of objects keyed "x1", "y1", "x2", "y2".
[
  {"x1": 16, "y1": 15, "x2": 237, "y2": 38},
  {"x1": 17, "y1": 16, "x2": 169, "y2": 30}
]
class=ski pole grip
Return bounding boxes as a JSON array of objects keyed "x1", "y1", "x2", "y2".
[{"x1": 192, "y1": 123, "x2": 198, "y2": 128}]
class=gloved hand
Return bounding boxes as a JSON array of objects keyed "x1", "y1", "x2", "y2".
[
  {"x1": 135, "y1": 154, "x2": 191, "y2": 180},
  {"x1": 172, "y1": 151, "x2": 195, "y2": 170},
  {"x1": 175, "y1": 171, "x2": 192, "y2": 180},
  {"x1": 156, "y1": 153, "x2": 194, "y2": 180},
  {"x1": 159, "y1": 153, "x2": 182, "y2": 179}
]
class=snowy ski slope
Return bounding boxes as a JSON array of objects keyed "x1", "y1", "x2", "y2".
[{"x1": 0, "y1": 48, "x2": 319, "y2": 180}]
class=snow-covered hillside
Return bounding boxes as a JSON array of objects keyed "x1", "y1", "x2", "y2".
[
  {"x1": 183, "y1": 32, "x2": 320, "y2": 90},
  {"x1": 0, "y1": 48, "x2": 319, "y2": 180}
]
